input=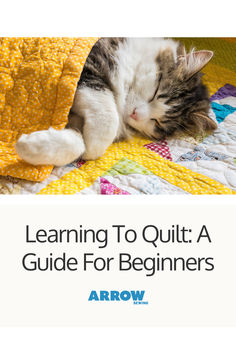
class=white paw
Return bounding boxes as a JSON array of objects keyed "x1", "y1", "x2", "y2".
[
  {"x1": 15, "y1": 131, "x2": 50, "y2": 165},
  {"x1": 15, "y1": 128, "x2": 85, "y2": 166}
]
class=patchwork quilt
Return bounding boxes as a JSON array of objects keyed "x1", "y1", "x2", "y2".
[{"x1": 0, "y1": 37, "x2": 236, "y2": 194}]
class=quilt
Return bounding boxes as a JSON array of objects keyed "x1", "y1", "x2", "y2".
[{"x1": 0, "y1": 37, "x2": 98, "y2": 181}]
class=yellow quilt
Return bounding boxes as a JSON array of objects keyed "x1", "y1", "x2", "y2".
[{"x1": 0, "y1": 37, "x2": 98, "y2": 181}]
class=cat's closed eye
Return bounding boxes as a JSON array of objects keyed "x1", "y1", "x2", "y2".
[
  {"x1": 156, "y1": 93, "x2": 169, "y2": 99},
  {"x1": 161, "y1": 119, "x2": 172, "y2": 124},
  {"x1": 149, "y1": 73, "x2": 162, "y2": 103},
  {"x1": 151, "y1": 118, "x2": 158, "y2": 123},
  {"x1": 151, "y1": 118, "x2": 162, "y2": 128}
]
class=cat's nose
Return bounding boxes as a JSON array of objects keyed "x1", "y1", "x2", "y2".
[{"x1": 130, "y1": 109, "x2": 138, "y2": 120}]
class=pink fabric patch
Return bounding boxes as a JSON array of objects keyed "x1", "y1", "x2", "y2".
[
  {"x1": 144, "y1": 140, "x2": 172, "y2": 161},
  {"x1": 100, "y1": 177, "x2": 130, "y2": 195},
  {"x1": 74, "y1": 160, "x2": 85, "y2": 168}
]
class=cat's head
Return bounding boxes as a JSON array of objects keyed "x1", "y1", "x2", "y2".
[{"x1": 125, "y1": 43, "x2": 217, "y2": 140}]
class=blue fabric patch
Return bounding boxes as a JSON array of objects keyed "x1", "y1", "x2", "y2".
[
  {"x1": 177, "y1": 146, "x2": 229, "y2": 162},
  {"x1": 211, "y1": 102, "x2": 236, "y2": 123}
]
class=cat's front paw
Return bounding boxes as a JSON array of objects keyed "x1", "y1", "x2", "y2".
[
  {"x1": 16, "y1": 128, "x2": 86, "y2": 166},
  {"x1": 15, "y1": 131, "x2": 50, "y2": 165}
]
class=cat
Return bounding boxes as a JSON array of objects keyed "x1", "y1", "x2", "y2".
[{"x1": 15, "y1": 38, "x2": 217, "y2": 166}]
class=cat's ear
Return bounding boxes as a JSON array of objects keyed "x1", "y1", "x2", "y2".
[
  {"x1": 190, "y1": 111, "x2": 217, "y2": 134},
  {"x1": 178, "y1": 50, "x2": 214, "y2": 79}
]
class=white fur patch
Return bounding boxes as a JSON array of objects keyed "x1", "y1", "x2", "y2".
[
  {"x1": 72, "y1": 87, "x2": 121, "y2": 160},
  {"x1": 15, "y1": 128, "x2": 85, "y2": 166}
]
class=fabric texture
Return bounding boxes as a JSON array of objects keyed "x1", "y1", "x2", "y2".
[{"x1": 0, "y1": 37, "x2": 98, "y2": 181}]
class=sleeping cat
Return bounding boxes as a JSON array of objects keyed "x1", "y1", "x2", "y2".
[{"x1": 15, "y1": 38, "x2": 217, "y2": 166}]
